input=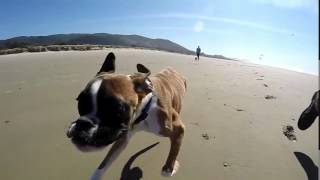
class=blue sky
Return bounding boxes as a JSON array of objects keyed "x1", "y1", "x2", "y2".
[{"x1": 1, "y1": 0, "x2": 318, "y2": 74}]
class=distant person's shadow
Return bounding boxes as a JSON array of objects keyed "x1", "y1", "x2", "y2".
[
  {"x1": 120, "y1": 142, "x2": 160, "y2": 180},
  {"x1": 294, "y1": 152, "x2": 318, "y2": 180}
]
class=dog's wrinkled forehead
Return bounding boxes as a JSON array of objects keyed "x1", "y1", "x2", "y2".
[
  {"x1": 76, "y1": 52, "x2": 152, "y2": 118},
  {"x1": 98, "y1": 75, "x2": 138, "y2": 106},
  {"x1": 77, "y1": 75, "x2": 138, "y2": 116}
]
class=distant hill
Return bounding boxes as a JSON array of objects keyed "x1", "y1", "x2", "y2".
[
  {"x1": 0, "y1": 33, "x2": 235, "y2": 60},
  {"x1": 0, "y1": 33, "x2": 193, "y2": 54}
]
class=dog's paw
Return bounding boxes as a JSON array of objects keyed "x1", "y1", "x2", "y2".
[
  {"x1": 161, "y1": 160, "x2": 180, "y2": 177},
  {"x1": 90, "y1": 169, "x2": 103, "y2": 180}
]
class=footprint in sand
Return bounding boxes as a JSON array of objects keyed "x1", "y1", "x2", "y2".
[
  {"x1": 236, "y1": 108, "x2": 245, "y2": 112},
  {"x1": 256, "y1": 78, "x2": 263, "y2": 80},
  {"x1": 4, "y1": 120, "x2": 10, "y2": 124},
  {"x1": 282, "y1": 125, "x2": 297, "y2": 142},
  {"x1": 202, "y1": 133, "x2": 210, "y2": 140},
  {"x1": 265, "y1": 95, "x2": 276, "y2": 100},
  {"x1": 223, "y1": 162, "x2": 231, "y2": 167}
]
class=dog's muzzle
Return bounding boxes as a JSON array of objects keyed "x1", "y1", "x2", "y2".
[
  {"x1": 67, "y1": 117, "x2": 96, "y2": 138},
  {"x1": 67, "y1": 117, "x2": 129, "y2": 149}
]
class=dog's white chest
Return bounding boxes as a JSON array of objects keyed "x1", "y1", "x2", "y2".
[
  {"x1": 133, "y1": 95, "x2": 163, "y2": 136},
  {"x1": 143, "y1": 100, "x2": 162, "y2": 135}
]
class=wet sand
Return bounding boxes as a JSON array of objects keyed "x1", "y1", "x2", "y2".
[{"x1": 0, "y1": 49, "x2": 318, "y2": 180}]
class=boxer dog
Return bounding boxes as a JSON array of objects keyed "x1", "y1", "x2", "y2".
[{"x1": 67, "y1": 52, "x2": 186, "y2": 180}]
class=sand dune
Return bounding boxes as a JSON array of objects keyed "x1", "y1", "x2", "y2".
[{"x1": 0, "y1": 49, "x2": 318, "y2": 180}]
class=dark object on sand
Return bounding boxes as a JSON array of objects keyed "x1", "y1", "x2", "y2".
[
  {"x1": 202, "y1": 133, "x2": 209, "y2": 140},
  {"x1": 298, "y1": 91, "x2": 319, "y2": 130},
  {"x1": 265, "y1": 95, "x2": 276, "y2": 100},
  {"x1": 263, "y1": 84, "x2": 268, "y2": 87},
  {"x1": 190, "y1": 122, "x2": 199, "y2": 126},
  {"x1": 282, "y1": 125, "x2": 297, "y2": 142},
  {"x1": 223, "y1": 162, "x2": 231, "y2": 167}
]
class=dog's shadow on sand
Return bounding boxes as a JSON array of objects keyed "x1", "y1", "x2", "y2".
[
  {"x1": 294, "y1": 152, "x2": 318, "y2": 180},
  {"x1": 120, "y1": 142, "x2": 159, "y2": 180}
]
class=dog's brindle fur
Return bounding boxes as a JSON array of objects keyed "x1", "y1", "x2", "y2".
[{"x1": 67, "y1": 52, "x2": 186, "y2": 179}]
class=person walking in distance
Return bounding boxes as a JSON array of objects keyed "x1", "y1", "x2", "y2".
[{"x1": 196, "y1": 46, "x2": 201, "y2": 61}]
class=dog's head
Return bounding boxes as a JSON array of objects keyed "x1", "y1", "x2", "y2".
[{"x1": 66, "y1": 52, "x2": 153, "y2": 151}]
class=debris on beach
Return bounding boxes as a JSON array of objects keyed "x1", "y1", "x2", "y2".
[
  {"x1": 202, "y1": 133, "x2": 210, "y2": 140},
  {"x1": 282, "y1": 125, "x2": 297, "y2": 142},
  {"x1": 236, "y1": 108, "x2": 245, "y2": 112},
  {"x1": 265, "y1": 95, "x2": 276, "y2": 100},
  {"x1": 263, "y1": 84, "x2": 268, "y2": 87},
  {"x1": 190, "y1": 122, "x2": 199, "y2": 126},
  {"x1": 223, "y1": 162, "x2": 231, "y2": 167}
]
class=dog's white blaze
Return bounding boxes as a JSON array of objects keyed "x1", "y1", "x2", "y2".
[{"x1": 90, "y1": 79, "x2": 103, "y2": 115}]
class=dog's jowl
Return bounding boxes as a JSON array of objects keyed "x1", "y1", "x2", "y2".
[{"x1": 67, "y1": 52, "x2": 187, "y2": 179}]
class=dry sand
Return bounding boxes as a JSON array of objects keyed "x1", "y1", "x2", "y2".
[{"x1": 0, "y1": 49, "x2": 318, "y2": 180}]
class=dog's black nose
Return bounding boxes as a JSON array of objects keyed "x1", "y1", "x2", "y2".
[{"x1": 75, "y1": 119, "x2": 95, "y2": 131}]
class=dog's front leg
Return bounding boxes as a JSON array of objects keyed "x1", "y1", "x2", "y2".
[
  {"x1": 161, "y1": 113, "x2": 185, "y2": 177},
  {"x1": 90, "y1": 136, "x2": 129, "y2": 180}
]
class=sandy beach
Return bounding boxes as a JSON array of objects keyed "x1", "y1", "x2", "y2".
[{"x1": 0, "y1": 49, "x2": 318, "y2": 180}]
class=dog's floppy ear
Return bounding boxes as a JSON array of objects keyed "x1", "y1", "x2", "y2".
[
  {"x1": 137, "y1": 64, "x2": 151, "y2": 77},
  {"x1": 97, "y1": 52, "x2": 116, "y2": 75},
  {"x1": 129, "y1": 64, "x2": 152, "y2": 98}
]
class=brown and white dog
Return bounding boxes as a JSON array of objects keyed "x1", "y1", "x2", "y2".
[{"x1": 66, "y1": 52, "x2": 187, "y2": 180}]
